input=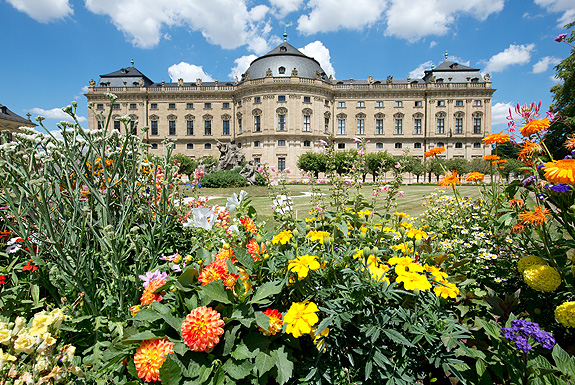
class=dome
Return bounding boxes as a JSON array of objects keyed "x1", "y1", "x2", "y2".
[{"x1": 242, "y1": 42, "x2": 328, "y2": 82}]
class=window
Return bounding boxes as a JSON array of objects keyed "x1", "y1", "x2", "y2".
[
  {"x1": 474, "y1": 118, "x2": 482, "y2": 134},
  {"x1": 151, "y1": 121, "x2": 158, "y2": 135},
  {"x1": 254, "y1": 116, "x2": 261, "y2": 132},
  {"x1": 278, "y1": 95, "x2": 286, "y2": 102},
  {"x1": 204, "y1": 103, "x2": 212, "y2": 109},
  {"x1": 414, "y1": 101, "x2": 422, "y2": 107},
  {"x1": 205, "y1": 120, "x2": 212, "y2": 136},
  {"x1": 237, "y1": 142, "x2": 242, "y2": 148},
  {"x1": 151, "y1": 103, "x2": 158, "y2": 109},
  {"x1": 97, "y1": 121, "x2": 104, "y2": 129},
  {"x1": 130, "y1": 103, "x2": 137, "y2": 109},
  {"x1": 357, "y1": 101, "x2": 365, "y2": 108},
  {"x1": 473, "y1": 142, "x2": 481, "y2": 149},
  {"x1": 325, "y1": 118, "x2": 330, "y2": 134},
  {"x1": 169, "y1": 120, "x2": 176, "y2": 135},
  {"x1": 96, "y1": 104, "x2": 104, "y2": 110},
  {"x1": 187, "y1": 143, "x2": 194, "y2": 150},
  {"x1": 278, "y1": 158, "x2": 286, "y2": 171},
  {"x1": 376, "y1": 142, "x2": 383, "y2": 149},
  {"x1": 187, "y1": 120, "x2": 194, "y2": 135},
  {"x1": 130, "y1": 121, "x2": 137, "y2": 136},
  {"x1": 253, "y1": 157, "x2": 260, "y2": 164},
  {"x1": 473, "y1": 100, "x2": 482, "y2": 106},
  {"x1": 438, "y1": 100, "x2": 445, "y2": 106},
  {"x1": 437, "y1": 142, "x2": 445, "y2": 148},
  {"x1": 455, "y1": 100, "x2": 463, "y2": 106},
  {"x1": 238, "y1": 101, "x2": 242, "y2": 107},
  {"x1": 395, "y1": 143, "x2": 402, "y2": 149},
  {"x1": 113, "y1": 104, "x2": 120, "y2": 110},
  {"x1": 223, "y1": 102, "x2": 230, "y2": 109},
  {"x1": 376, "y1": 101, "x2": 384, "y2": 108},
  {"x1": 278, "y1": 114, "x2": 286, "y2": 131},
  {"x1": 254, "y1": 97, "x2": 261, "y2": 103},
  {"x1": 357, "y1": 119, "x2": 365, "y2": 135},
  {"x1": 278, "y1": 140, "x2": 286, "y2": 146},
  {"x1": 414, "y1": 142, "x2": 422, "y2": 149},
  {"x1": 169, "y1": 103, "x2": 176, "y2": 109},
  {"x1": 376, "y1": 119, "x2": 384, "y2": 135},
  {"x1": 455, "y1": 118, "x2": 463, "y2": 134},
  {"x1": 455, "y1": 142, "x2": 463, "y2": 149},
  {"x1": 414, "y1": 119, "x2": 422, "y2": 135},
  {"x1": 395, "y1": 101, "x2": 403, "y2": 107},
  {"x1": 338, "y1": 102, "x2": 346, "y2": 108},
  {"x1": 325, "y1": 100, "x2": 329, "y2": 107},
  {"x1": 238, "y1": 118, "x2": 242, "y2": 134},
  {"x1": 223, "y1": 120, "x2": 230, "y2": 135},
  {"x1": 151, "y1": 143, "x2": 158, "y2": 149},
  {"x1": 338, "y1": 143, "x2": 345, "y2": 149},
  {"x1": 279, "y1": 66, "x2": 286, "y2": 74},
  {"x1": 205, "y1": 143, "x2": 212, "y2": 149},
  {"x1": 394, "y1": 119, "x2": 403, "y2": 134},
  {"x1": 303, "y1": 115, "x2": 311, "y2": 132},
  {"x1": 338, "y1": 119, "x2": 345, "y2": 135},
  {"x1": 303, "y1": 140, "x2": 311, "y2": 147},
  {"x1": 187, "y1": 103, "x2": 194, "y2": 109},
  {"x1": 114, "y1": 121, "x2": 121, "y2": 130},
  {"x1": 304, "y1": 97, "x2": 311, "y2": 103},
  {"x1": 254, "y1": 140, "x2": 260, "y2": 147},
  {"x1": 437, "y1": 118, "x2": 445, "y2": 134}
]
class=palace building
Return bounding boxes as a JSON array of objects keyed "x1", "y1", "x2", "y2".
[{"x1": 85, "y1": 38, "x2": 494, "y2": 177}]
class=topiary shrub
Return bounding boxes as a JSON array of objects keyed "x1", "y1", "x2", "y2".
[{"x1": 201, "y1": 169, "x2": 247, "y2": 188}]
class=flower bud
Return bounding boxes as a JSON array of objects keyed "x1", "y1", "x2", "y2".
[
  {"x1": 372, "y1": 246, "x2": 379, "y2": 255},
  {"x1": 256, "y1": 234, "x2": 263, "y2": 243},
  {"x1": 293, "y1": 229, "x2": 299, "y2": 237},
  {"x1": 363, "y1": 247, "x2": 371, "y2": 257},
  {"x1": 306, "y1": 224, "x2": 311, "y2": 231}
]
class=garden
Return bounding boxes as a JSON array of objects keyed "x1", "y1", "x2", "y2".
[{"x1": 1, "y1": 29, "x2": 575, "y2": 385}]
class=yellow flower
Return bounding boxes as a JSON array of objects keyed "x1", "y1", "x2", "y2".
[
  {"x1": 393, "y1": 212, "x2": 410, "y2": 218},
  {"x1": 543, "y1": 159, "x2": 575, "y2": 185},
  {"x1": 30, "y1": 311, "x2": 53, "y2": 337},
  {"x1": 357, "y1": 209, "x2": 372, "y2": 217},
  {"x1": 0, "y1": 348, "x2": 17, "y2": 371},
  {"x1": 306, "y1": 230, "x2": 330, "y2": 244},
  {"x1": 523, "y1": 265, "x2": 561, "y2": 292},
  {"x1": 396, "y1": 272, "x2": 432, "y2": 291},
  {"x1": 424, "y1": 264, "x2": 448, "y2": 281},
  {"x1": 392, "y1": 243, "x2": 414, "y2": 255},
  {"x1": 433, "y1": 280, "x2": 459, "y2": 299},
  {"x1": 517, "y1": 255, "x2": 547, "y2": 273},
  {"x1": 284, "y1": 302, "x2": 319, "y2": 338},
  {"x1": 367, "y1": 263, "x2": 390, "y2": 285},
  {"x1": 288, "y1": 254, "x2": 320, "y2": 280},
  {"x1": 311, "y1": 327, "x2": 329, "y2": 352},
  {"x1": 388, "y1": 256, "x2": 415, "y2": 268},
  {"x1": 555, "y1": 301, "x2": 575, "y2": 328},
  {"x1": 0, "y1": 325, "x2": 11, "y2": 345},
  {"x1": 466, "y1": 172, "x2": 485, "y2": 182},
  {"x1": 272, "y1": 230, "x2": 293, "y2": 245},
  {"x1": 406, "y1": 228, "x2": 427, "y2": 241},
  {"x1": 14, "y1": 331, "x2": 37, "y2": 354}
]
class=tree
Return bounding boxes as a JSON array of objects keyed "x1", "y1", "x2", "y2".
[
  {"x1": 427, "y1": 157, "x2": 445, "y2": 182},
  {"x1": 297, "y1": 152, "x2": 327, "y2": 177},
  {"x1": 405, "y1": 157, "x2": 426, "y2": 183},
  {"x1": 173, "y1": 153, "x2": 198, "y2": 180},
  {"x1": 445, "y1": 158, "x2": 471, "y2": 176},
  {"x1": 334, "y1": 150, "x2": 358, "y2": 175},
  {"x1": 499, "y1": 158, "x2": 524, "y2": 182},
  {"x1": 365, "y1": 151, "x2": 387, "y2": 181},
  {"x1": 470, "y1": 158, "x2": 491, "y2": 174}
]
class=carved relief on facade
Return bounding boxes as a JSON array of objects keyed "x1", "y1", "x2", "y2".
[
  {"x1": 167, "y1": 114, "x2": 178, "y2": 120},
  {"x1": 324, "y1": 111, "x2": 331, "y2": 119},
  {"x1": 472, "y1": 111, "x2": 483, "y2": 118},
  {"x1": 413, "y1": 112, "x2": 424, "y2": 119},
  {"x1": 252, "y1": 108, "x2": 262, "y2": 116},
  {"x1": 302, "y1": 108, "x2": 313, "y2": 116},
  {"x1": 203, "y1": 114, "x2": 213, "y2": 121},
  {"x1": 221, "y1": 114, "x2": 231, "y2": 120},
  {"x1": 374, "y1": 112, "x2": 385, "y2": 119},
  {"x1": 236, "y1": 112, "x2": 242, "y2": 119},
  {"x1": 276, "y1": 107, "x2": 288, "y2": 115},
  {"x1": 454, "y1": 112, "x2": 464, "y2": 118},
  {"x1": 393, "y1": 112, "x2": 404, "y2": 119},
  {"x1": 355, "y1": 112, "x2": 366, "y2": 119},
  {"x1": 129, "y1": 114, "x2": 138, "y2": 120},
  {"x1": 184, "y1": 114, "x2": 195, "y2": 120},
  {"x1": 149, "y1": 114, "x2": 159, "y2": 120},
  {"x1": 435, "y1": 112, "x2": 447, "y2": 118},
  {"x1": 336, "y1": 113, "x2": 347, "y2": 119}
]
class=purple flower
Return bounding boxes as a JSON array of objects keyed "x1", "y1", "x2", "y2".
[
  {"x1": 565, "y1": 155, "x2": 573, "y2": 159},
  {"x1": 500, "y1": 320, "x2": 555, "y2": 354},
  {"x1": 536, "y1": 164, "x2": 545, "y2": 170},
  {"x1": 522, "y1": 176, "x2": 536, "y2": 187},
  {"x1": 549, "y1": 184, "x2": 572, "y2": 193},
  {"x1": 555, "y1": 33, "x2": 568, "y2": 42},
  {"x1": 139, "y1": 270, "x2": 169, "y2": 288},
  {"x1": 537, "y1": 193, "x2": 545, "y2": 200}
]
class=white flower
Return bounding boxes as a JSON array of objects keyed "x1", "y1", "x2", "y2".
[
  {"x1": 272, "y1": 195, "x2": 293, "y2": 215},
  {"x1": 226, "y1": 190, "x2": 248, "y2": 212},
  {"x1": 184, "y1": 207, "x2": 216, "y2": 230}
]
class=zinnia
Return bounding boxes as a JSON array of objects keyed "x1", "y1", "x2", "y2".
[
  {"x1": 288, "y1": 254, "x2": 320, "y2": 280},
  {"x1": 466, "y1": 172, "x2": 485, "y2": 182},
  {"x1": 134, "y1": 339, "x2": 174, "y2": 383},
  {"x1": 543, "y1": 159, "x2": 575, "y2": 185},
  {"x1": 520, "y1": 118, "x2": 550, "y2": 137},
  {"x1": 555, "y1": 301, "x2": 575, "y2": 328},
  {"x1": 483, "y1": 132, "x2": 510, "y2": 144},
  {"x1": 284, "y1": 302, "x2": 319, "y2": 338},
  {"x1": 523, "y1": 265, "x2": 561, "y2": 292},
  {"x1": 181, "y1": 307, "x2": 225, "y2": 352},
  {"x1": 140, "y1": 278, "x2": 167, "y2": 305}
]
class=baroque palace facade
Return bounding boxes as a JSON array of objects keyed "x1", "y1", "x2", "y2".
[{"x1": 85, "y1": 40, "x2": 495, "y2": 177}]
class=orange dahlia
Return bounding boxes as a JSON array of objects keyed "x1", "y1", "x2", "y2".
[
  {"x1": 246, "y1": 238, "x2": 262, "y2": 261},
  {"x1": 140, "y1": 279, "x2": 167, "y2": 305},
  {"x1": 198, "y1": 259, "x2": 228, "y2": 285},
  {"x1": 543, "y1": 159, "x2": 575, "y2": 185},
  {"x1": 483, "y1": 131, "x2": 510, "y2": 144},
  {"x1": 181, "y1": 307, "x2": 225, "y2": 352},
  {"x1": 439, "y1": 170, "x2": 459, "y2": 188},
  {"x1": 520, "y1": 118, "x2": 550, "y2": 137},
  {"x1": 519, "y1": 205, "x2": 551, "y2": 226},
  {"x1": 466, "y1": 172, "x2": 485, "y2": 182},
  {"x1": 259, "y1": 309, "x2": 284, "y2": 336},
  {"x1": 424, "y1": 147, "x2": 446, "y2": 158},
  {"x1": 239, "y1": 217, "x2": 257, "y2": 234},
  {"x1": 483, "y1": 155, "x2": 500, "y2": 161},
  {"x1": 222, "y1": 273, "x2": 239, "y2": 290},
  {"x1": 215, "y1": 248, "x2": 236, "y2": 263},
  {"x1": 134, "y1": 339, "x2": 174, "y2": 383}
]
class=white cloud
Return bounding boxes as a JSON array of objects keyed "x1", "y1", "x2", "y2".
[
  {"x1": 408, "y1": 61, "x2": 433, "y2": 79},
  {"x1": 84, "y1": 0, "x2": 275, "y2": 52},
  {"x1": 298, "y1": 41, "x2": 336, "y2": 77},
  {"x1": 270, "y1": 0, "x2": 304, "y2": 17},
  {"x1": 297, "y1": 0, "x2": 387, "y2": 35},
  {"x1": 550, "y1": 74, "x2": 562, "y2": 83},
  {"x1": 483, "y1": 44, "x2": 535, "y2": 73},
  {"x1": 29, "y1": 107, "x2": 87, "y2": 123},
  {"x1": 447, "y1": 55, "x2": 470, "y2": 66},
  {"x1": 229, "y1": 55, "x2": 258, "y2": 80},
  {"x1": 385, "y1": 0, "x2": 504, "y2": 41},
  {"x1": 6, "y1": 0, "x2": 72, "y2": 23},
  {"x1": 533, "y1": 56, "x2": 562, "y2": 73},
  {"x1": 168, "y1": 62, "x2": 214, "y2": 82},
  {"x1": 429, "y1": 41, "x2": 438, "y2": 48},
  {"x1": 534, "y1": 0, "x2": 575, "y2": 26},
  {"x1": 74, "y1": 86, "x2": 90, "y2": 100},
  {"x1": 491, "y1": 102, "x2": 514, "y2": 131}
]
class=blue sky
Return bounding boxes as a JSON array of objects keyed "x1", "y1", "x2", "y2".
[{"x1": 1, "y1": 0, "x2": 574, "y2": 134}]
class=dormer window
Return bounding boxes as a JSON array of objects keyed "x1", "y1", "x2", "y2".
[
  {"x1": 279, "y1": 66, "x2": 286, "y2": 74},
  {"x1": 436, "y1": 78, "x2": 444, "y2": 83},
  {"x1": 280, "y1": 46, "x2": 287, "y2": 52}
]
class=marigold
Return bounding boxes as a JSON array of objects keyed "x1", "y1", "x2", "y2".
[
  {"x1": 520, "y1": 118, "x2": 550, "y2": 137},
  {"x1": 439, "y1": 170, "x2": 459, "y2": 188},
  {"x1": 483, "y1": 154, "x2": 500, "y2": 161},
  {"x1": 288, "y1": 254, "x2": 320, "y2": 280},
  {"x1": 517, "y1": 255, "x2": 547, "y2": 273},
  {"x1": 259, "y1": 309, "x2": 284, "y2": 336},
  {"x1": 433, "y1": 280, "x2": 459, "y2": 299},
  {"x1": 466, "y1": 172, "x2": 485, "y2": 182},
  {"x1": 396, "y1": 272, "x2": 432, "y2": 291},
  {"x1": 406, "y1": 228, "x2": 427, "y2": 240},
  {"x1": 140, "y1": 279, "x2": 166, "y2": 305},
  {"x1": 306, "y1": 230, "x2": 330, "y2": 244},
  {"x1": 284, "y1": 302, "x2": 319, "y2": 338},
  {"x1": 367, "y1": 263, "x2": 390, "y2": 284},
  {"x1": 543, "y1": 159, "x2": 575, "y2": 185},
  {"x1": 198, "y1": 259, "x2": 228, "y2": 286},
  {"x1": 181, "y1": 307, "x2": 225, "y2": 352},
  {"x1": 519, "y1": 205, "x2": 550, "y2": 226},
  {"x1": 483, "y1": 131, "x2": 510, "y2": 144},
  {"x1": 133, "y1": 339, "x2": 174, "y2": 383},
  {"x1": 272, "y1": 230, "x2": 292, "y2": 245},
  {"x1": 424, "y1": 264, "x2": 448, "y2": 281},
  {"x1": 523, "y1": 265, "x2": 561, "y2": 292},
  {"x1": 424, "y1": 147, "x2": 446, "y2": 158},
  {"x1": 555, "y1": 301, "x2": 575, "y2": 328},
  {"x1": 239, "y1": 217, "x2": 257, "y2": 234}
]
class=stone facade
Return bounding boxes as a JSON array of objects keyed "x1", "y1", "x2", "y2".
[
  {"x1": 0, "y1": 104, "x2": 36, "y2": 144},
  {"x1": 85, "y1": 43, "x2": 495, "y2": 178}
]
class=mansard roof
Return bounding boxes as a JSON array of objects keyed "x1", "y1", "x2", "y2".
[
  {"x1": 98, "y1": 66, "x2": 154, "y2": 87},
  {"x1": 0, "y1": 104, "x2": 36, "y2": 126}
]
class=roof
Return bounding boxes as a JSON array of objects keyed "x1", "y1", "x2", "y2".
[
  {"x1": 423, "y1": 60, "x2": 485, "y2": 83},
  {"x1": 432, "y1": 61, "x2": 479, "y2": 72},
  {"x1": 0, "y1": 104, "x2": 36, "y2": 126},
  {"x1": 98, "y1": 66, "x2": 154, "y2": 87}
]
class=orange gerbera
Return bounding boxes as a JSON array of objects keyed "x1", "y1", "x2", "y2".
[
  {"x1": 246, "y1": 238, "x2": 263, "y2": 261},
  {"x1": 239, "y1": 217, "x2": 257, "y2": 234},
  {"x1": 439, "y1": 170, "x2": 459, "y2": 188},
  {"x1": 564, "y1": 135, "x2": 575, "y2": 150},
  {"x1": 140, "y1": 278, "x2": 166, "y2": 305},
  {"x1": 259, "y1": 308, "x2": 284, "y2": 336},
  {"x1": 543, "y1": 159, "x2": 575, "y2": 185},
  {"x1": 520, "y1": 118, "x2": 550, "y2": 137},
  {"x1": 483, "y1": 131, "x2": 510, "y2": 144},
  {"x1": 519, "y1": 205, "x2": 551, "y2": 226},
  {"x1": 466, "y1": 172, "x2": 485, "y2": 182},
  {"x1": 181, "y1": 307, "x2": 225, "y2": 352},
  {"x1": 483, "y1": 155, "x2": 500, "y2": 161},
  {"x1": 134, "y1": 339, "x2": 174, "y2": 383},
  {"x1": 424, "y1": 147, "x2": 446, "y2": 158},
  {"x1": 198, "y1": 259, "x2": 228, "y2": 285}
]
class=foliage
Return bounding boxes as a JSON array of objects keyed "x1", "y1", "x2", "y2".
[
  {"x1": 445, "y1": 158, "x2": 471, "y2": 176},
  {"x1": 296, "y1": 152, "x2": 327, "y2": 178},
  {"x1": 201, "y1": 169, "x2": 247, "y2": 188},
  {"x1": 173, "y1": 153, "x2": 198, "y2": 180}
]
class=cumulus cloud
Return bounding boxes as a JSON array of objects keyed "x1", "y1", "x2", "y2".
[
  {"x1": 533, "y1": 56, "x2": 562, "y2": 73},
  {"x1": 297, "y1": 0, "x2": 387, "y2": 35},
  {"x1": 74, "y1": 86, "x2": 90, "y2": 100},
  {"x1": 535, "y1": 0, "x2": 575, "y2": 26},
  {"x1": 84, "y1": 0, "x2": 275, "y2": 52},
  {"x1": 385, "y1": 0, "x2": 504, "y2": 41},
  {"x1": 229, "y1": 54, "x2": 258, "y2": 80},
  {"x1": 29, "y1": 107, "x2": 87, "y2": 122},
  {"x1": 408, "y1": 61, "x2": 433, "y2": 79},
  {"x1": 270, "y1": 0, "x2": 304, "y2": 17},
  {"x1": 429, "y1": 41, "x2": 438, "y2": 48},
  {"x1": 298, "y1": 41, "x2": 336, "y2": 77},
  {"x1": 6, "y1": 0, "x2": 72, "y2": 23},
  {"x1": 483, "y1": 44, "x2": 535, "y2": 73},
  {"x1": 168, "y1": 62, "x2": 214, "y2": 82},
  {"x1": 491, "y1": 102, "x2": 513, "y2": 131}
]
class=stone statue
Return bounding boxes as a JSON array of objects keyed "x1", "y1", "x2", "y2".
[
  {"x1": 89, "y1": 79, "x2": 96, "y2": 87},
  {"x1": 139, "y1": 78, "x2": 145, "y2": 87},
  {"x1": 266, "y1": 68, "x2": 273, "y2": 77},
  {"x1": 291, "y1": 68, "x2": 298, "y2": 77},
  {"x1": 216, "y1": 140, "x2": 245, "y2": 171},
  {"x1": 178, "y1": 78, "x2": 184, "y2": 86},
  {"x1": 484, "y1": 73, "x2": 491, "y2": 82},
  {"x1": 386, "y1": 75, "x2": 393, "y2": 84},
  {"x1": 240, "y1": 160, "x2": 258, "y2": 185},
  {"x1": 196, "y1": 78, "x2": 202, "y2": 87}
]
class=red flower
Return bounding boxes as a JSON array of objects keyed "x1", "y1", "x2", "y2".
[
  {"x1": 0, "y1": 231, "x2": 10, "y2": 240},
  {"x1": 22, "y1": 260, "x2": 38, "y2": 272},
  {"x1": 0, "y1": 275, "x2": 5, "y2": 285}
]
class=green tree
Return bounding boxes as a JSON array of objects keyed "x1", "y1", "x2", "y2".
[
  {"x1": 445, "y1": 158, "x2": 471, "y2": 175},
  {"x1": 499, "y1": 158, "x2": 524, "y2": 182},
  {"x1": 365, "y1": 151, "x2": 388, "y2": 181},
  {"x1": 405, "y1": 157, "x2": 426, "y2": 183},
  {"x1": 470, "y1": 158, "x2": 491, "y2": 174},
  {"x1": 173, "y1": 153, "x2": 198, "y2": 180},
  {"x1": 427, "y1": 157, "x2": 445, "y2": 182},
  {"x1": 297, "y1": 152, "x2": 327, "y2": 177},
  {"x1": 334, "y1": 149, "x2": 358, "y2": 175}
]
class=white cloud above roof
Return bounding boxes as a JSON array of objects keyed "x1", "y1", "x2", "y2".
[
  {"x1": 483, "y1": 44, "x2": 535, "y2": 73},
  {"x1": 298, "y1": 41, "x2": 336, "y2": 78},
  {"x1": 29, "y1": 107, "x2": 87, "y2": 122},
  {"x1": 534, "y1": 0, "x2": 575, "y2": 26},
  {"x1": 491, "y1": 102, "x2": 513, "y2": 131},
  {"x1": 168, "y1": 62, "x2": 214, "y2": 82},
  {"x1": 269, "y1": 0, "x2": 304, "y2": 17},
  {"x1": 229, "y1": 55, "x2": 258, "y2": 80},
  {"x1": 6, "y1": 0, "x2": 72, "y2": 23},
  {"x1": 408, "y1": 61, "x2": 433, "y2": 79},
  {"x1": 533, "y1": 56, "x2": 562, "y2": 73}
]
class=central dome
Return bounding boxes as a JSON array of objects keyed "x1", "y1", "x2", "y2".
[{"x1": 242, "y1": 42, "x2": 328, "y2": 82}]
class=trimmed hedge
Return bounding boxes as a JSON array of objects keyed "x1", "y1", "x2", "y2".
[{"x1": 200, "y1": 169, "x2": 247, "y2": 188}]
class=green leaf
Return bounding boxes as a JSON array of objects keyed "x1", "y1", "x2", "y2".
[
  {"x1": 198, "y1": 364, "x2": 213, "y2": 383},
  {"x1": 132, "y1": 309, "x2": 162, "y2": 323},
  {"x1": 231, "y1": 344, "x2": 256, "y2": 360},
  {"x1": 122, "y1": 331, "x2": 159, "y2": 344},
  {"x1": 250, "y1": 281, "x2": 283, "y2": 305},
  {"x1": 270, "y1": 346, "x2": 293, "y2": 385},
  {"x1": 478, "y1": 319, "x2": 502, "y2": 340},
  {"x1": 159, "y1": 356, "x2": 182, "y2": 385},
  {"x1": 222, "y1": 358, "x2": 255, "y2": 380},
  {"x1": 202, "y1": 280, "x2": 233, "y2": 305},
  {"x1": 255, "y1": 351, "x2": 275, "y2": 376},
  {"x1": 178, "y1": 266, "x2": 199, "y2": 287},
  {"x1": 234, "y1": 247, "x2": 254, "y2": 271},
  {"x1": 151, "y1": 302, "x2": 183, "y2": 331},
  {"x1": 255, "y1": 311, "x2": 270, "y2": 332},
  {"x1": 381, "y1": 329, "x2": 414, "y2": 347}
]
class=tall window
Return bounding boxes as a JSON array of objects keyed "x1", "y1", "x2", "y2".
[
  {"x1": 223, "y1": 120, "x2": 230, "y2": 135},
  {"x1": 130, "y1": 121, "x2": 137, "y2": 136},
  {"x1": 278, "y1": 114, "x2": 286, "y2": 131},
  {"x1": 474, "y1": 118, "x2": 482, "y2": 134},
  {"x1": 168, "y1": 120, "x2": 176, "y2": 135},
  {"x1": 338, "y1": 119, "x2": 345, "y2": 135},
  {"x1": 324, "y1": 118, "x2": 329, "y2": 133},
  {"x1": 238, "y1": 118, "x2": 242, "y2": 134},
  {"x1": 151, "y1": 121, "x2": 158, "y2": 135},
  {"x1": 278, "y1": 157, "x2": 286, "y2": 171},
  {"x1": 437, "y1": 118, "x2": 445, "y2": 134},
  {"x1": 187, "y1": 120, "x2": 194, "y2": 135},
  {"x1": 376, "y1": 119, "x2": 384, "y2": 135},
  {"x1": 204, "y1": 120, "x2": 212, "y2": 136},
  {"x1": 394, "y1": 119, "x2": 402, "y2": 135},
  {"x1": 114, "y1": 121, "x2": 121, "y2": 130},
  {"x1": 455, "y1": 118, "x2": 463, "y2": 134},
  {"x1": 414, "y1": 119, "x2": 422, "y2": 134},
  {"x1": 356, "y1": 119, "x2": 365, "y2": 135},
  {"x1": 254, "y1": 116, "x2": 261, "y2": 132},
  {"x1": 303, "y1": 115, "x2": 311, "y2": 132}
]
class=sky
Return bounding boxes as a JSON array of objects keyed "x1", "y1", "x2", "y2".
[{"x1": 1, "y1": 0, "x2": 574, "y2": 134}]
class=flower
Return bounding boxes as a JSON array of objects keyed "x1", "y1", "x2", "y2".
[
  {"x1": 520, "y1": 118, "x2": 550, "y2": 137},
  {"x1": 406, "y1": 228, "x2": 427, "y2": 240},
  {"x1": 518, "y1": 140, "x2": 543, "y2": 165},
  {"x1": 483, "y1": 131, "x2": 510, "y2": 144},
  {"x1": 0, "y1": 348, "x2": 16, "y2": 371},
  {"x1": 523, "y1": 265, "x2": 561, "y2": 292},
  {"x1": 183, "y1": 207, "x2": 216, "y2": 230},
  {"x1": 555, "y1": 33, "x2": 568, "y2": 42},
  {"x1": 139, "y1": 270, "x2": 169, "y2": 288},
  {"x1": 272, "y1": 229, "x2": 293, "y2": 245},
  {"x1": 181, "y1": 307, "x2": 225, "y2": 352},
  {"x1": 0, "y1": 275, "x2": 5, "y2": 285},
  {"x1": 424, "y1": 147, "x2": 445, "y2": 158},
  {"x1": 518, "y1": 205, "x2": 550, "y2": 226},
  {"x1": 517, "y1": 255, "x2": 547, "y2": 273},
  {"x1": 508, "y1": 198, "x2": 525, "y2": 209},
  {"x1": 260, "y1": 309, "x2": 284, "y2": 336},
  {"x1": 395, "y1": 271, "x2": 432, "y2": 291},
  {"x1": 564, "y1": 135, "x2": 575, "y2": 150},
  {"x1": 555, "y1": 301, "x2": 575, "y2": 328},
  {"x1": 133, "y1": 339, "x2": 175, "y2": 383},
  {"x1": 198, "y1": 259, "x2": 228, "y2": 286},
  {"x1": 225, "y1": 190, "x2": 248, "y2": 212},
  {"x1": 500, "y1": 320, "x2": 555, "y2": 353},
  {"x1": 439, "y1": 170, "x2": 459, "y2": 188},
  {"x1": 288, "y1": 254, "x2": 320, "y2": 280},
  {"x1": 239, "y1": 217, "x2": 257, "y2": 234},
  {"x1": 483, "y1": 154, "x2": 500, "y2": 161},
  {"x1": 140, "y1": 278, "x2": 167, "y2": 305},
  {"x1": 0, "y1": 231, "x2": 10, "y2": 239},
  {"x1": 466, "y1": 172, "x2": 485, "y2": 182},
  {"x1": 22, "y1": 259, "x2": 38, "y2": 272},
  {"x1": 543, "y1": 159, "x2": 575, "y2": 185},
  {"x1": 246, "y1": 238, "x2": 263, "y2": 261},
  {"x1": 284, "y1": 302, "x2": 319, "y2": 338},
  {"x1": 433, "y1": 281, "x2": 459, "y2": 299},
  {"x1": 14, "y1": 331, "x2": 37, "y2": 354},
  {"x1": 306, "y1": 230, "x2": 330, "y2": 244}
]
